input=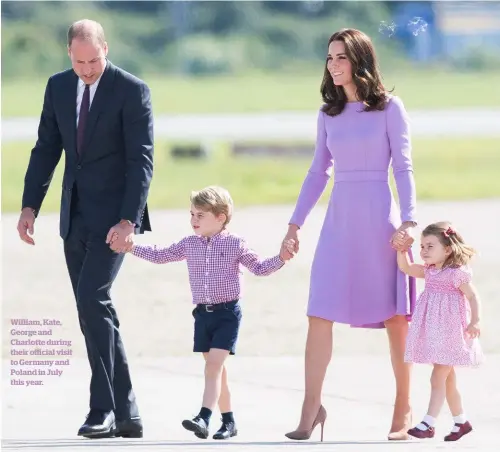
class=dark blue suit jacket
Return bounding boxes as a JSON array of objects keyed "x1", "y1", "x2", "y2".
[{"x1": 22, "y1": 60, "x2": 154, "y2": 239}]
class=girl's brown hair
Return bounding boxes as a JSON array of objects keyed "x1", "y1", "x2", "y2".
[
  {"x1": 320, "y1": 28, "x2": 390, "y2": 117},
  {"x1": 422, "y1": 221, "x2": 476, "y2": 268}
]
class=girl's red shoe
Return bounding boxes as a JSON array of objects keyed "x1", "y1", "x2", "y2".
[
  {"x1": 444, "y1": 421, "x2": 472, "y2": 441},
  {"x1": 407, "y1": 422, "x2": 435, "y2": 439}
]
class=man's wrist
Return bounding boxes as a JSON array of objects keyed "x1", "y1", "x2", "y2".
[
  {"x1": 120, "y1": 219, "x2": 135, "y2": 227},
  {"x1": 22, "y1": 207, "x2": 36, "y2": 216}
]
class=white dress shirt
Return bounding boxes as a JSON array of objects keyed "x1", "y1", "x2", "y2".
[{"x1": 76, "y1": 60, "x2": 107, "y2": 126}]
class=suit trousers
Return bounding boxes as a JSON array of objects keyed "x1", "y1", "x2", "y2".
[{"x1": 63, "y1": 191, "x2": 138, "y2": 419}]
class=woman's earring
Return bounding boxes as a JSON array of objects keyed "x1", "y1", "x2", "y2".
[{"x1": 356, "y1": 67, "x2": 367, "y2": 77}]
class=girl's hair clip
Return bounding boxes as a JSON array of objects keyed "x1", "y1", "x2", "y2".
[{"x1": 443, "y1": 226, "x2": 455, "y2": 238}]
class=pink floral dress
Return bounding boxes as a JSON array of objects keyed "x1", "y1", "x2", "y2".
[{"x1": 404, "y1": 265, "x2": 484, "y2": 367}]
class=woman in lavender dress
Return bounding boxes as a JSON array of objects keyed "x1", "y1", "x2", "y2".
[{"x1": 282, "y1": 29, "x2": 417, "y2": 441}]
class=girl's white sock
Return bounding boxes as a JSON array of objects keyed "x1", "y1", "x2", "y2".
[
  {"x1": 452, "y1": 414, "x2": 467, "y2": 432},
  {"x1": 416, "y1": 414, "x2": 436, "y2": 431}
]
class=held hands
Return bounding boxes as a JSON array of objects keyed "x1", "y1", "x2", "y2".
[
  {"x1": 280, "y1": 225, "x2": 300, "y2": 261},
  {"x1": 17, "y1": 209, "x2": 136, "y2": 253},
  {"x1": 106, "y1": 221, "x2": 135, "y2": 253},
  {"x1": 390, "y1": 223, "x2": 415, "y2": 252},
  {"x1": 280, "y1": 239, "x2": 297, "y2": 262},
  {"x1": 466, "y1": 321, "x2": 481, "y2": 339}
]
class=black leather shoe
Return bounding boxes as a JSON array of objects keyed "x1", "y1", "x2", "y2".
[
  {"x1": 212, "y1": 420, "x2": 238, "y2": 439},
  {"x1": 78, "y1": 410, "x2": 116, "y2": 438},
  {"x1": 115, "y1": 416, "x2": 143, "y2": 438},
  {"x1": 182, "y1": 416, "x2": 209, "y2": 439}
]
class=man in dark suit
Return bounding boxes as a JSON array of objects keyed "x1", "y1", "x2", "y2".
[{"x1": 17, "y1": 19, "x2": 153, "y2": 439}]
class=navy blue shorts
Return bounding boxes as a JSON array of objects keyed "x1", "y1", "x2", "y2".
[{"x1": 192, "y1": 300, "x2": 242, "y2": 355}]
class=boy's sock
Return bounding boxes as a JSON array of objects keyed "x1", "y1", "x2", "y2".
[
  {"x1": 452, "y1": 414, "x2": 467, "y2": 432},
  {"x1": 416, "y1": 414, "x2": 436, "y2": 431},
  {"x1": 198, "y1": 407, "x2": 212, "y2": 424},
  {"x1": 222, "y1": 411, "x2": 235, "y2": 424}
]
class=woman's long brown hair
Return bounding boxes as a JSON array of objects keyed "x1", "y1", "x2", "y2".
[{"x1": 320, "y1": 28, "x2": 390, "y2": 117}]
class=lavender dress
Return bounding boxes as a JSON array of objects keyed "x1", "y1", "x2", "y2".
[{"x1": 290, "y1": 96, "x2": 417, "y2": 328}]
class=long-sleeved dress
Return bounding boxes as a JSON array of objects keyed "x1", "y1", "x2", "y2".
[{"x1": 289, "y1": 96, "x2": 417, "y2": 328}]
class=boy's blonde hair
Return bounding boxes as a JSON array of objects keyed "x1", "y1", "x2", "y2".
[
  {"x1": 190, "y1": 186, "x2": 233, "y2": 226},
  {"x1": 422, "y1": 221, "x2": 476, "y2": 268}
]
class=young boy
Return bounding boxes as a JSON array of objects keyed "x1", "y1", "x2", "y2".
[{"x1": 126, "y1": 185, "x2": 293, "y2": 439}]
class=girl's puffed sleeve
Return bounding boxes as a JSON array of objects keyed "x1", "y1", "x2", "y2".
[{"x1": 452, "y1": 266, "x2": 473, "y2": 288}]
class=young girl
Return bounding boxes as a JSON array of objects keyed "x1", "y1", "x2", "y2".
[
  {"x1": 394, "y1": 221, "x2": 484, "y2": 441},
  {"x1": 122, "y1": 186, "x2": 292, "y2": 440}
]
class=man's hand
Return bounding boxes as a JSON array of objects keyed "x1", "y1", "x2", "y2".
[
  {"x1": 17, "y1": 208, "x2": 36, "y2": 245},
  {"x1": 106, "y1": 220, "x2": 135, "y2": 253}
]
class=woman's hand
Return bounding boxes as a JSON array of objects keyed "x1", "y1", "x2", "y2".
[
  {"x1": 281, "y1": 224, "x2": 300, "y2": 259},
  {"x1": 390, "y1": 222, "x2": 415, "y2": 252}
]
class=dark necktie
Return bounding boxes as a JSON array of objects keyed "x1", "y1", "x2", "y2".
[{"x1": 77, "y1": 84, "x2": 90, "y2": 155}]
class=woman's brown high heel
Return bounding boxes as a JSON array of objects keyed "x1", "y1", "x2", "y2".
[{"x1": 285, "y1": 405, "x2": 327, "y2": 442}]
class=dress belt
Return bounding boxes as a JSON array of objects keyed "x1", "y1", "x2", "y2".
[{"x1": 334, "y1": 170, "x2": 389, "y2": 182}]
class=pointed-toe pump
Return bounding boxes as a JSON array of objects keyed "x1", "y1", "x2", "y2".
[{"x1": 285, "y1": 405, "x2": 327, "y2": 442}]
